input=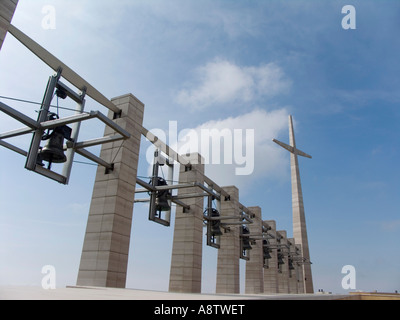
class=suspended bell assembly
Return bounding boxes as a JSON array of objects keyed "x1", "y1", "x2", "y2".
[
  {"x1": 241, "y1": 225, "x2": 252, "y2": 251},
  {"x1": 263, "y1": 239, "x2": 272, "y2": 260},
  {"x1": 277, "y1": 251, "x2": 285, "y2": 266},
  {"x1": 153, "y1": 177, "x2": 171, "y2": 214},
  {"x1": 37, "y1": 112, "x2": 72, "y2": 169},
  {"x1": 209, "y1": 208, "x2": 223, "y2": 237},
  {"x1": 288, "y1": 258, "x2": 295, "y2": 270}
]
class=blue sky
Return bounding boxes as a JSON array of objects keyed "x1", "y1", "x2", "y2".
[{"x1": 0, "y1": 0, "x2": 399, "y2": 294}]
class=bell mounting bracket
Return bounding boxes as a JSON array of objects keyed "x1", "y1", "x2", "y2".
[{"x1": 0, "y1": 69, "x2": 130, "y2": 184}]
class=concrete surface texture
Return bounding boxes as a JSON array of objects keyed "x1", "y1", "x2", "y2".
[
  {"x1": 263, "y1": 220, "x2": 279, "y2": 294},
  {"x1": 76, "y1": 94, "x2": 145, "y2": 288},
  {"x1": 215, "y1": 186, "x2": 241, "y2": 294},
  {"x1": 169, "y1": 153, "x2": 205, "y2": 293},
  {"x1": 245, "y1": 207, "x2": 264, "y2": 294}
]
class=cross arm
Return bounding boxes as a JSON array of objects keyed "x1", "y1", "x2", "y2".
[{"x1": 272, "y1": 139, "x2": 312, "y2": 159}]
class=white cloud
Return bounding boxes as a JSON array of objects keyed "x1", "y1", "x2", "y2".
[
  {"x1": 176, "y1": 59, "x2": 291, "y2": 110},
  {"x1": 171, "y1": 108, "x2": 290, "y2": 192}
]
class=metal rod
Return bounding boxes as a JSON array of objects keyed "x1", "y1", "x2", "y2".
[
  {"x1": 39, "y1": 112, "x2": 95, "y2": 130},
  {"x1": 171, "y1": 193, "x2": 209, "y2": 200},
  {"x1": 134, "y1": 199, "x2": 150, "y2": 203},
  {"x1": 0, "y1": 101, "x2": 38, "y2": 129},
  {"x1": 25, "y1": 73, "x2": 59, "y2": 171},
  {"x1": 95, "y1": 111, "x2": 130, "y2": 139},
  {"x1": 62, "y1": 97, "x2": 85, "y2": 185},
  {"x1": 202, "y1": 174, "x2": 230, "y2": 199},
  {"x1": 56, "y1": 81, "x2": 85, "y2": 104},
  {"x1": 221, "y1": 221, "x2": 251, "y2": 226},
  {"x1": 170, "y1": 198, "x2": 190, "y2": 211},
  {"x1": 148, "y1": 150, "x2": 159, "y2": 223},
  {"x1": 75, "y1": 148, "x2": 113, "y2": 170},
  {"x1": 0, "y1": 127, "x2": 34, "y2": 140},
  {"x1": 195, "y1": 182, "x2": 221, "y2": 200},
  {"x1": 72, "y1": 134, "x2": 124, "y2": 150},
  {"x1": 0, "y1": 140, "x2": 28, "y2": 156},
  {"x1": 148, "y1": 182, "x2": 196, "y2": 191},
  {"x1": 141, "y1": 127, "x2": 189, "y2": 166},
  {"x1": 136, "y1": 178, "x2": 156, "y2": 192},
  {"x1": 204, "y1": 215, "x2": 244, "y2": 221},
  {"x1": 134, "y1": 188, "x2": 152, "y2": 193},
  {"x1": 8, "y1": 24, "x2": 121, "y2": 114},
  {"x1": 35, "y1": 165, "x2": 67, "y2": 184},
  {"x1": 39, "y1": 110, "x2": 130, "y2": 140}
]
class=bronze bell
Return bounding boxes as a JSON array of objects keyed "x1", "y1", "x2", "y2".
[
  {"x1": 210, "y1": 208, "x2": 223, "y2": 236},
  {"x1": 289, "y1": 258, "x2": 295, "y2": 270},
  {"x1": 40, "y1": 130, "x2": 67, "y2": 163},
  {"x1": 277, "y1": 252, "x2": 285, "y2": 265},
  {"x1": 263, "y1": 240, "x2": 272, "y2": 260},
  {"x1": 154, "y1": 177, "x2": 171, "y2": 213},
  {"x1": 37, "y1": 124, "x2": 72, "y2": 167},
  {"x1": 241, "y1": 226, "x2": 252, "y2": 251}
]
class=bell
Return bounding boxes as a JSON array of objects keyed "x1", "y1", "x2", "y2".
[
  {"x1": 155, "y1": 177, "x2": 171, "y2": 212},
  {"x1": 155, "y1": 192, "x2": 171, "y2": 212},
  {"x1": 263, "y1": 240, "x2": 271, "y2": 259},
  {"x1": 277, "y1": 252, "x2": 285, "y2": 265},
  {"x1": 210, "y1": 208, "x2": 223, "y2": 236},
  {"x1": 241, "y1": 226, "x2": 252, "y2": 251},
  {"x1": 38, "y1": 127, "x2": 70, "y2": 165},
  {"x1": 289, "y1": 259, "x2": 295, "y2": 270}
]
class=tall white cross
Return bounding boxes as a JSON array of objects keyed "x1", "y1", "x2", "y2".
[{"x1": 273, "y1": 115, "x2": 314, "y2": 294}]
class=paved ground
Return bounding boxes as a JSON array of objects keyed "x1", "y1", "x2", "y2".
[{"x1": 0, "y1": 286, "x2": 348, "y2": 300}]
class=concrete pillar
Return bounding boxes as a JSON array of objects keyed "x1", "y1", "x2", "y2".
[
  {"x1": 0, "y1": 0, "x2": 18, "y2": 51},
  {"x1": 216, "y1": 186, "x2": 240, "y2": 294},
  {"x1": 77, "y1": 94, "x2": 144, "y2": 288},
  {"x1": 288, "y1": 238, "x2": 298, "y2": 294},
  {"x1": 169, "y1": 153, "x2": 205, "y2": 293},
  {"x1": 263, "y1": 220, "x2": 278, "y2": 294},
  {"x1": 277, "y1": 230, "x2": 289, "y2": 294},
  {"x1": 296, "y1": 244, "x2": 305, "y2": 294},
  {"x1": 245, "y1": 206, "x2": 264, "y2": 294}
]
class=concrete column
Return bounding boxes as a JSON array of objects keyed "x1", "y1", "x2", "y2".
[
  {"x1": 216, "y1": 186, "x2": 240, "y2": 294},
  {"x1": 263, "y1": 220, "x2": 278, "y2": 294},
  {"x1": 296, "y1": 244, "x2": 305, "y2": 294},
  {"x1": 77, "y1": 94, "x2": 144, "y2": 288},
  {"x1": 277, "y1": 230, "x2": 289, "y2": 294},
  {"x1": 169, "y1": 153, "x2": 205, "y2": 293},
  {"x1": 288, "y1": 238, "x2": 298, "y2": 294},
  {"x1": 245, "y1": 206, "x2": 264, "y2": 294},
  {"x1": 0, "y1": 0, "x2": 19, "y2": 51}
]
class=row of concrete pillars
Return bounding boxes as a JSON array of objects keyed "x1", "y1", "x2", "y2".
[
  {"x1": 76, "y1": 95, "x2": 307, "y2": 294},
  {"x1": 169, "y1": 158, "x2": 306, "y2": 295}
]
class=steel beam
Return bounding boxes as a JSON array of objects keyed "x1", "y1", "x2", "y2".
[
  {"x1": 0, "y1": 140, "x2": 27, "y2": 156},
  {"x1": 7, "y1": 24, "x2": 120, "y2": 114},
  {"x1": 0, "y1": 101, "x2": 38, "y2": 129}
]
